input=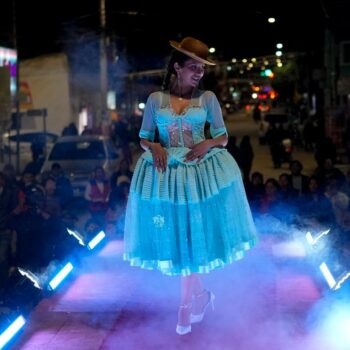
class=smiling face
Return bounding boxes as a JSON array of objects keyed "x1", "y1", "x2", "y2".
[{"x1": 175, "y1": 58, "x2": 205, "y2": 89}]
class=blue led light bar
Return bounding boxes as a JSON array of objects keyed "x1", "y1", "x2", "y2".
[
  {"x1": 87, "y1": 231, "x2": 106, "y2": 250},
  {"x1": 48, "y1": 262, "x2": 74, "y2": 291},
  {"x1": 0, "y1": 315, "x2": 26, "y2": 349},
  {"x1": 320, "y1": 262, "x2": 337, "y2": 289}
]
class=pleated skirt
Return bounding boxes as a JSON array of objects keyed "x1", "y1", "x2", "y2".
[{"x1": 123, "y1": 147, "x2": 257, "y2": 276}]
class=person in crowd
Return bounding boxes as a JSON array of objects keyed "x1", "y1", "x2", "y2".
[
  {"x1": 107, "y1": 181, "x2": 130, "y2": 237},
  {"x1": 85, "y1": 166, "x2": 110, "y2": 226},
  {"x1": 246, "y1": 172, "x2": 265, "y2": 213},
  {"x1": 297, "y1": 176, "x2": 335, "y2": 229},
  {"x1": 252, "y1": 104, "x2": 261, "y2": 123},
  {"x1": 123, "y1": 37, "x2": 257, "y2": 335},
  {"x1": 278, "y1": 173, "x2": 298, "y2": 204},
  {"x1": 49, "y1": 163, "x2": 73, "y2": 208},
  {"x1": 324, "y1": 177, "x2": 350, "y2": 232},
  {"x1": 265, "y1": 123, "x2": 283, "y2": 168},
  {"x1": 62, "y1": 122, "x2": 78, "y2": 136},
  {"x1": 226, "y1": 136, "x2": 241, "y2": 165},
  {"x1": 314, "y1": 137, "x2": 337, "y2": 168},
  {"x1": 288, "y1": 160, "x2": 309, "y2": 195},
  {"x1": 313, "y1": 157, "x2": 346, "y2": 191},
  {"x1": 239, "y1": 135, "x2": 254, "y2": 182},
  {"x1": 0, "y1": 173, "x2": 18, "y2": 290},
  {"x1": 110, "y1": 159, "x2": 133, "y2": 190},
  {"x1": 259, "y1": 178, "x2": 282, "y2": 218}
]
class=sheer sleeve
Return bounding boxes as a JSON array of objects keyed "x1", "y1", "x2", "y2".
[
  {"x1": 139, "y1": 94, "x2": 156, "y2": 141},
  {"x1": 205, "y1": 91, "x2": 228, "y2": 138}
]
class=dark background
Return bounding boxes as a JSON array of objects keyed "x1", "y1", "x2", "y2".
[{"x1": 0, "y1": 0, "x2": 349, "y2": 69}]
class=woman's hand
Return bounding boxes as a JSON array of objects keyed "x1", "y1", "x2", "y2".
[
  {"x1": 185, "y1": 140, "x2": 212, "y2": 162},
  {"x1": 150, "y1": 143, "x2": 167, "y2": 172}
]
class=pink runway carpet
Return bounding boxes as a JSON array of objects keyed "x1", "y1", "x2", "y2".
[{"x1": 12, "y1": 235, "x2": 349, "y2": 350}]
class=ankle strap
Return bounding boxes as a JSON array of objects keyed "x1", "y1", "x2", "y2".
[
  {"x1": 193, "y1": 289, "x2": 208, "y2": 298},
  {"x1": 179, "y1": 303, "x2": 192, "y2": 308}
]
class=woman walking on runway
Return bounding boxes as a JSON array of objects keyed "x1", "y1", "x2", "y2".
[{"x1": 124, "y1": 37, "x2": 257, "y2": 335}]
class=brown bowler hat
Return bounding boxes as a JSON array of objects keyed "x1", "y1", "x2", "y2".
[{"x1": 169, "y1": 37, "x2": 216, "y2": 66}]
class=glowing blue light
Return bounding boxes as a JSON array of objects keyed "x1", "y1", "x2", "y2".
[
  {"x1": 306, "y1": 228, "x2": 331, "y2": 247},
  {"x1": 18, "y1": 267, "x2": 42, "y2": 289},
  {"x1": 67, "y1": 228, "x2": 86, "y2": 246},
  {"x1": 48, "y1": 262, "x2": 74, "y2": 291},
  {"x1": 334, "y1": 271, "x2": 350, "y2": 291},
  {"x1": 87, "y1": 231, "x2": 106, "y2": 250},
  {"x1": 306, "y1": 232, "x2": 314, "y2": 245},
  {"x1": 0, "y1": 315, "x2": 26, "y2": 349},
  {"x1": 320, "y1": 262, "x2": 336, "y2": 289}
]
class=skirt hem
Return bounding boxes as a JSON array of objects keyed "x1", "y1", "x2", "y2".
[{"x1": 123, "y1": 239, "x2": 258, "y2": 276}]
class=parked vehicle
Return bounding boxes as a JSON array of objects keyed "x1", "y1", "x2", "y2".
[
  {"x1": 41, "y1": 135, "x2": 123, "y2": 197},
  {"x1": 2, "y1": 130, "x2": 59, "y2": 173}
]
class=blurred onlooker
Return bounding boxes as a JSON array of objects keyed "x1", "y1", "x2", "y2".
[
  {"x1": 110, "y1": 159, "x2": 133, "y2": 190},
  {"x1": 313, "y1": 157, "x2": 346, "y2": 191},
  {"x1": 3, "y1": 164, "x2": 18, "y2": 190},
  {"x1": 298, "y1": 176, "x2": 335, "y2": 228},
  {"x1": 0, "y1": 172, "x2": 18, "y2": 290},
  {"x1": 314, "y1": 137, "x2": 337, "y2": 168},
  {"x1": 259, "y1": 178, "x2": 282, "y2": 217},
  {"x1": 239, "y1": 135, "x2": 254, "y2": 182},
  {"x1": 85, "y1": 167, "x2": 110, "y2": 226},
  {"x1": 288, "y1": 160, "x2": 309, "y2": 195},
  {"x1": 49, "y1": 163, "x2": 73, "y2": 208},
  {"x1": 226, "y1": 136, "x2": 241, "y2": 164},
  {"x1": 325, "y1": 177, "x2": 350, "y2": 232},
  {"x1": 252, "y1": 104, "x2": 261, "y2": 123},
  {"x1": 246, "y1": 172, "x2": 265, "y2": 212},
  {"x1": 62, "y1": 122, "x2": 78, "y2": 136},
  {"x1": 278, "y1": 173, "x2": 298, "y2": 203},
  {"x1": 107, "y1": 181, "x2": 130, "y2": 237},
  {"x1": 265, "y1": 123, "x2": 283, "y2": 168}
]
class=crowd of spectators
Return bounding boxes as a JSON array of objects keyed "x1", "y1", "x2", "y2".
[{"x1": 0, "y1": 156, "x2": 133, "y2": 298}]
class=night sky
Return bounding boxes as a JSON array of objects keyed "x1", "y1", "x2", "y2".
[{"x1": 0, "y1": 0, "x2": 349, "y2": 70}]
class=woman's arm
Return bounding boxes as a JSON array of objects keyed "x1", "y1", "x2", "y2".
[{"x1": 208, "y1": 134, "x2": 228, "y2": 148}]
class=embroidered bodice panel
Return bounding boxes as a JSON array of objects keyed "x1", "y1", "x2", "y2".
[{"x1": 139, "y1": 90, "x2": 227, "y2": 148}]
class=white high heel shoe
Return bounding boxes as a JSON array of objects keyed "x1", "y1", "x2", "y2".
[
  {"x1": 190, "y1": 290, "x2": 215, "y2": 323},
  {"x1": 176, "y1": 303, "x2": 192, "y2": 335}
]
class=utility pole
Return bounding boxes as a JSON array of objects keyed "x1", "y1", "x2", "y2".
[
  {"x1": 99, "y1": 0, "x2": 108, "y2": 127},
  {"x1": 12, "y1": 0, "x2": 21, "y2": 174}
]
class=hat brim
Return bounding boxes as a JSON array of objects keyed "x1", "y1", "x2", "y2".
[{"x1": 169, "y1": 40, "x2": 216, "y2": 66}]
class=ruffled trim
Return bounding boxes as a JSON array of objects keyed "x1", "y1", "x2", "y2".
[
  {"x1": 132, "y1": 148, "x2": 241, "y2": 204},
  {"x1": 123, "y1": 239, "x2": 257, "y2": 276}
]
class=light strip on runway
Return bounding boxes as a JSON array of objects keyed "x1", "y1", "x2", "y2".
[
  {"x1": 49, "y1": 262, "x2": 74, "y2": 290},
  {"x1": 0, "y1": 315, "x2": 26, "y2": 349},
  {"x1": 88, "y1": 231, "x2": 106, "y2": 250}
]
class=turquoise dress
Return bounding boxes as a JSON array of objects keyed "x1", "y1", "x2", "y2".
[{"x1": 123, "y1": 89, "x2": 257, "y2": 276}]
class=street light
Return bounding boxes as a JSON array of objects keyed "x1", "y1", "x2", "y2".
[{"x1": 268, "y1": 17, "x2": 276, "y2": 23}]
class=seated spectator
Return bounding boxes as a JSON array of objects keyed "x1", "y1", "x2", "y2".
[
  {"x1": 298, "y1": 176, "x2": 335, "y2": 228},
  {"x1": 278, "y1": 173, "x2": 298, "y2": 204},
  {"x1": 259, "y1": 178, "x2": 282, "y2": 217},
  {"x1": 110, "y1": 159, "x2": 133, "y2": 190},
  {"x1": 106, "y1": 181, "x2": 130, "y2": 237},
  {"x1": 85, "y1": 167, "x2": 110, "y2": 226},
  {"x1": 313, "y1": 157, "x2": 346, "y2": 191},
  {"x1": 49, "y1": 163, "x2": 73, "y2": 208},
  {"x1": 325, "y1": 177, "x2": 350, "y2": 232},
  {"x1": 289, "y1": 160, "x2": 309, "y2": 195},
  {"x1": 246, "y1": 172, "x2": 265, "y2": 213}
]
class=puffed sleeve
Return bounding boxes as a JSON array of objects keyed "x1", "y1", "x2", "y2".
[
  {"x1": 139, "y1": 94, "x2": 156, "y2": 141},
  {"x1": 205, "y1": 91, "x2": 228, "y2": 138}
]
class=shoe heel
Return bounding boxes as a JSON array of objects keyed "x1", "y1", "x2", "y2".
[{"x1": 210, "y1": 292, "x2": 215, "y2": 311}]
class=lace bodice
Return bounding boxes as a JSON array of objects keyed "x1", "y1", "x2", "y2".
[{"x1": 139, "y1": 90, "x2": 227, "y2": 148}]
